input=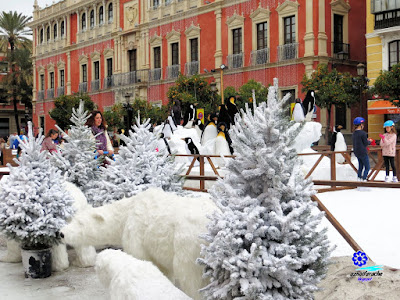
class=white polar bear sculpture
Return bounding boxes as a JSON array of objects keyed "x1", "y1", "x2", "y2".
[
  {"x1": 1, "y1": 181, "x2": 96, "y2": 271},
  {"x1": 62, "y1": 188, "x2": 218, "y2": 300},
  {"x1": 96, "y1": 249, "x2": 192, "y2": 300}
]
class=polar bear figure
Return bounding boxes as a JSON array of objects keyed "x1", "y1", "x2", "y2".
[
  {"x1": 62, "y1": 188, "x2": 218, "y2": 300},
  {"x1": 96, "y1": 249, "x2": 192, "y2": 300}
]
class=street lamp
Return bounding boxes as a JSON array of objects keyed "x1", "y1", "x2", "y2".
[
  {"x1": 354, "y1": 63, "x2": 369, "y2": 120},
  {"x1": 124, "y1": 92, "x2": 133, "y2": 133},
  {"x1": 211, "y1": 64, "x2": 227, "y2": 104}
]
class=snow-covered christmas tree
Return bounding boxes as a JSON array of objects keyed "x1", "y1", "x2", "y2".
[
  {"x1": 52, "y1": 100, "x2": 101, "y2": 191},
  {"x1": 0, "y1": 122, "x2": 74, "y2": 249},
  {"x1": 198, "y1": 79, "x2": 331, "y2": 299},
  {"x1": 86, "y1": 117, "x2": 184, "y2": 207}
]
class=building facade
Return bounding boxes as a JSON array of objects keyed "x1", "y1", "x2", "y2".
[
  {"x1": 366, "y1": 0, "x2": 400, "y2": 139},
  {"x1": 30, "y1": 0, "x2": 366, "y2": 137}
]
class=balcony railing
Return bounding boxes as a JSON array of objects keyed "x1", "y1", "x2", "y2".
[
  {"x1": 277, "y1": 43, "x2": 298, "y2": 61},
  {"x1": 332, "y1": 42, "x2": 350, "y2": 60},
  {"x1": 167, "y1": 65, "x2": 180, "y2": 79},
  {"x1": 37, "y1": 90, "x2": 45, "y2": 101},
  {"x1": 46, "y1": 88, "x2": 54, "y2": 99},
  {"x1": 251, "y1": 48, "x2": 270, "y2": 66},
  {"x1": 227, "y1": 53, "x2": 244, "y2": 69},
  {"x1": 149, "y1": 68, "x2": 162, "y2": 81},
  {"x1": 103, "y1": 76, "x2": 113, "y2": 89},
  {"x1": 57, "y1": 86, "x2": 64, "y2": 97},
  {"x1": 91, "y1": 79, "x2": 100, "y2": 92},
  {"x1": 374, "y1": 9, "x2": 400, "y2": 29},
  {"x1": 185, "y1": 61, "x2": 199, "y2": 76},
  {"x1": 371, "y1": 0, "x2": 400, "y2": 14},
  {"x1": 78, "y1": 82, "x2": 88, "y2": 93}
]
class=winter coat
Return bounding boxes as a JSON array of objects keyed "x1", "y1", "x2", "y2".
[
  {"x1": 41, "y1": 137, "x2": 58, "y2": 153},
  {"x1": 380, "y1": 133, "x2": 397, "y2": 157},
  {"x1": 352, "y1": 130, "x2": 369, "y2": 158}
]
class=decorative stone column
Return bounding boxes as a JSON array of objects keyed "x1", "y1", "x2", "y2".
[
  {"x1": 214, "y1": 8, "x2": 223, "y2": 68},
  {"x1": 304, "y1": 0, "x2": 314, "y2": 57},
  {"x1": 67, "y1": 51, "x2": 71, "y2": 95},
  {"x1": 318, "y1": 0, "x2": 328, "y2": 56}
]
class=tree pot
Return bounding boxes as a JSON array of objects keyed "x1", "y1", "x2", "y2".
[{"x1": 21, "y1": 247, "x2": 52, "y2": 278}]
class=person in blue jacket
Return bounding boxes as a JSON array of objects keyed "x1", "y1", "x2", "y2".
[
  {"x1": 352, "y1": 117, "x2": 372, "y2": 182},
  {"x1": 12, "y1": 133, "x2": 28, "y2": 158}
]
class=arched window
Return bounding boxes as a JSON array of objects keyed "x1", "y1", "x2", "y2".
[
  {"x1": 90, "y1": 10, "x2": 95, "y2": 28},
  {"x1": 46, "y1": 26, "x2": 50, "y2": 41},
  {"x1": 99, "y1": 6, "x2": 104, "y2": 25},
  {"x1": 389, "y1": 40, "x2": 400, "y2": 70},
  {"x1": 82, "y1": 13, "x2": 86, "y2": 30},
  {"x1": 108, "y1": 3, "x2": 113, "y2": 23},
  {"x1": 40, "y1": 28, "x2": 44, "y2": 43},
  {"x1": 53, "y1": 24, "x2": 57, "y2": 40},
  {"x1": 61, "y1": 21, "x2": 65, "y2": 37}
]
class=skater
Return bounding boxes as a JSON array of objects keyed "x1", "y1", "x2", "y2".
[
  {"x1": 379, "y1": 120, "x2": 398, "y2": 182},
  {"x1": 352, "y1": 117, "x2": 371, "y2": 185}
]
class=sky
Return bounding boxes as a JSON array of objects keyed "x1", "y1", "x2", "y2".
[{"x1": 1, "y1": 0, "x2": 55, "y2": 18}]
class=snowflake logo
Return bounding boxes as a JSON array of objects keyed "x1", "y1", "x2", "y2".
[{"x1": 352, "y1": 251, "x2": 368, "y2": 267}]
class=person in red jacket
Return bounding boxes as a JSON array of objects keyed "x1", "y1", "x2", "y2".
[{"x1": 380, "y1": 120, "x2": 398, "y2": 182}]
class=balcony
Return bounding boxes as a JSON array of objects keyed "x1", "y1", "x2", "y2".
[
  {"x1": 277, "y1": 43, "x2": 298, "y2": 61},
  {"x1": 46, "y1": 88, "x2": 54, "y2": 99},
  {"x1": 227, "y1": 53, "x2": 244, "y2": 69},
  {"x1": 185, "y1": 61, "x2": 199, "y2": 76},
  {"x1": 149, "y1": 0, "x2": 203, "y2": 20},
  {"x1": 251, "y1": 48, "x2": 270, "y2": 66},
  {"x1": 149, "y1": 68, "x2": 162, "y2": 81},
  {"x1": 332, "y1": 42, "x2": 350, "y2": 60},
  {"x1": 37, "y1": 90, "x2": 45, "y2": 101},
  {"x1": 91, "y1": 79, "x2": 100, "y2": 92},
  {"x1": 78, "y1": 82, "x2": 88, "y2": 93},
  {"x1": 167, "y1": 65, "x2": 180, "y2": 80},
  {"x1": 57, "y1": 86, "x2": 65, "y2": 97},
  {"x1": 374, "y1": 9, "x2": 400, "y2": 30},
  {"x1": 371, "y1": 0, "x2": 400, "y2": 14},
  {"x1": 103, "y1": 76, "x2": 113, "y2": 89}
]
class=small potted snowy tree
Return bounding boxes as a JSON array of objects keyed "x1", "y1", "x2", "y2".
[{"x1": 0, "y1": 122, "x2": 74, "y2": 278}]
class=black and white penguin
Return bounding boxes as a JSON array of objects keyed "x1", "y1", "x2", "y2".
[
  {"x1": 226, "y1": 96, "x2": 239, "y2": 125},
  {"x1": 331, "y1": 125, "x2": 346, "y2": 163},
  {"x1": 158, "y1": 133, "x2": 171, "y2": 154},
  {"x1": 201, "y1": 114, "x2": 218, "y2": 145},
  {"x1": 183, "y1": 137, "x2": 200, "y2": 161},
  {"x1": 292, "y1": 98, "x2": 305, "y2": 122},
  {"x1": 217, "y1": 122, "x2": 233, "y2": 155},
  {"x1": 182, "y1": 103, "x2": 197, "y2": 128},
  {"x1": 162, "y1": 118, "x2": 174, "y2": 139},
  {"x1": 194, "y1": 118, "x2": 205, "y2": 139},
  {"x1": 302, "y1": 90, "x2": 315, "y2": 122},
  {"x1": 214, "y1": 123, "x2": 232, "y2": 167},
  {"x1": 218, "y1": 104, "x2": 232, "y2": 129}
]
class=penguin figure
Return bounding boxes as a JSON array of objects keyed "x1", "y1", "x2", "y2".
[
  {"x1": 226, "y1": 96, "x2": 239, "y2": 125},
  {"x1": 302, "y1": 90, "x2": 316, "y2": 122},
  {"x1": 183, "y1": 103, "x2": 197, "y2": 128},
  {"x1": 214, "y1": 123, "x2": 232, "y2": 168},
  {"x1": 218, "y1": 122, "x2": 233, "y2": 154},
  {"x1": 331, "y1": 125, "x2": 346, "y2": 164},
  {"x1": 183, "y1": 137, "x2": 200, "y2": 162},
  {"x1": 218, "y1": 104, "x2": 232, "y2": 129},
  {"x1": 171, "y1": 100, "x2": 182, "y2": 126},
  {"x1": 194, "y1": 118, "x2": 205, "y2": 139},
  {"x1": 292, "y1": 98, "x2": 305, "y2": 122},
  {"x1": 201, "y1": 114, "x2": 218, "y2": 145},
  {"x1": 168, "y1": 115, "x2": 177, "y2": 131},
  {"x1": 162, "y1": 118, "x2": 174, "y2": 139},
  {"x1": 158, "y1": 133, "x2": 171, "y2": 154}
]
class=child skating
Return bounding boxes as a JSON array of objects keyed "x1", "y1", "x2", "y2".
[{"x1": 380, "y1": 120, "x2": 398, "y2": 182}]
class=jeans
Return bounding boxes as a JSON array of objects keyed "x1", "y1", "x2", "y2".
[{"x1": 357, "y1": 155, "x2": 370, "y2": 180}]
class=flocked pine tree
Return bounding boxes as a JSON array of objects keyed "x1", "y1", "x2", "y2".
[
  {"x1": 0, "y1": 122, "x2": 74, "y2": 249},
  {"x1": 51, "y1": 100, "x2": 101, "y2": 191},
  {"x1": 198, "y1": 79, "x2": 332, "y2": 300},
  {"x1": 85, "y1": 117, "x2": 184, "y2": 207}
]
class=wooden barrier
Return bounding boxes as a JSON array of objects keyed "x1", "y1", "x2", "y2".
[{"x1": 2, "y1": 149, "x2": 18, "y2": 167}]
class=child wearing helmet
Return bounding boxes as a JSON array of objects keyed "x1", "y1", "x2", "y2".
[
  {"x1": 352, "y1": 117, "x2": 371, "y2": 183},
  {"x1": 379, "y1": 120, "x2": 397, "y2": 182}
]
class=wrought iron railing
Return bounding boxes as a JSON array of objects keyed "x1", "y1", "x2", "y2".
[
  {"x1": 37, "y1": 90, "x2": 45, "y2": 101},
  {"x1": 91, "y1": 79, "x2": 100, "y2": 92},
  {"x1": 78, "y1": 82, "x2": 88, "y2": 93},
  {"x1": 149, "y1": 68, "x2": 162, "y2": 81},
  {"x1": 46, "y1": 88, "x2": 54, "y2": 99},
  {"x1": 103, "y1": 77, "x2": 113, "y2": 89},
  {"x1": 251, "y1": 48, "x2": 269, "y2": 65},
  {"x1": 185, "y1": 61, "x2": 199, "y2": 76},
  {"x1": 57, "y1": 87, "x2": 64, "y2": 97},
  {"x1": 167, "y1": 64, "x2": 180, "y2": 79},
  {"x1": 277, "y1": 43, "x2": 298, "y2": 61},
  {"x1": 374, "y1": 9, "x2": 400, "y2": 29},
  {"x1": 227, "y1": 53, "x2": 244, "y2": 69},
  {"x1": 332, "y1": 42, "x2": 350, "y2": 60}
]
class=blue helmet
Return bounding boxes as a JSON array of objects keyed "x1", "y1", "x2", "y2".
[
  {"x1": 353, "y1": 117, "x2": 365, "y2": 126},
  {"x1": 383, "y1": 120, "x2": 394, "y2": 128}
]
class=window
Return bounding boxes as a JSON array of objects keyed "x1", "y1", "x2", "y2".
[
  {"x1": 0, "y1": 118, "x2": 9, "y2": 138},
  {"x1": 232, "y1": 28, "x2": 242, "y2": 54},
  {"x1": 282, "y1": 89, "x2": 295, "y2": 103},
  {"x1": 82, "y1": 13, "x2": 86, "y2": 30},
  {"x1": 40, "y1": 28, "x2": 44, "y2": 43},
  {"x1": 90, "y1": 10, "x2": 95, "y2": 28},
  {"x1": 256, "y1": 22, "x2": 268, "y2": 50},
  {"x1": 40, "y1": 116, "x2": 45, "y2": 132},
  {"x1": 284, "y1": 15, "x2": 295, "y2": 44},
  {"x1": 171, "y1": 43, "x2": 179, "y2": 65},
  {"x1": 154, "y1": 46, "x2": 161, "y2": 68},
  {"x1": 333, "y1": 14, "x2": 344, "y2": 53},
  {"x1": 106, "y1": 58, "x2": 113, "y2": 77},
  {"x1": 128, "y1": 49, "x2": 137, "y2": 72},
  {"x1": 94, "y1": 61, "x2": 100, "y2": 80},
  {"x1": 46, "y1": 26, "x2": 50, "y2": 41},
  {"x1": 108, "y1": 3, "x2": 113, "y2": 22},
  {"x1": 60, "y1": 70, "x2": 65, "y2": 87},
  {"x1": 53, "y1": 24, "x2": 57, "y2": 40},
  {"x1": 0, "y1": 61, "x2": 8, "y2": 73},
  {"x1": 153, "y1": 0, "x2": 160, "y2": 8},
  {"x1": 82, "y1": 64, "x2": 87, "y2": 82},
  {"x1": 50, "y1": 72, "x2": 54, "y2": 89},
  {"x1": 61, "y1": 21, "x2": 65, "y2": 37},
  {"x1": 335, "y1": 104, "x2": 347, "y2": 130},
  {"x1": 99, "y1": 6, "x2": 104, "y2": 25},
  {"x1": 190, "y1": 38, "x2": 198, "y2": 61},
  {"x1": 389, "y1": 40, "x2": 400, "y2": 69},
  {"x1": 40, "y1": 74, "x2": 45, "y2": 90}
]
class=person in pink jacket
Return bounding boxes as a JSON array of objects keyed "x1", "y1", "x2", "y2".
[{"x1": 380, "y1": 120, "x2": 398, "y2": 182}]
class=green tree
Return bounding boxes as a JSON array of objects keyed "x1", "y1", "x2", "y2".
[
  {"x1": 0, "y1": 11, "x2": 32, "y2": 134},
  {"x1": 167, "y1": 74, "x2": 220, "y2": 116},
  {"x1": 49, "y1": 94, "x2": 96, "y2": 130},
  {"x1": 301, "y1": 64, "x2": 359, "y2": 141},
  {"x1": 103, "y1": 103, "x2": 125, "y2": 131},
  {"x1": 372, "y1": 63, "x2": 400, "y2": 106}
]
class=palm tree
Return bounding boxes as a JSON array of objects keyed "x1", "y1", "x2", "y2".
[{"x1": 0, "y1": 11, "x2": 32, "y2": 134}]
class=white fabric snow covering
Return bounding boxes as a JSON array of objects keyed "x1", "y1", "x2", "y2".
[
  {"x1": 62, "y1": 188, "x2": 218, "y2": 300},
  {"x1": 96, "y1": 249, "x2": 192, "y2": 300}
]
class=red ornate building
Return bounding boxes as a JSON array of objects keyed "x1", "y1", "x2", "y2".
[{"x1": 30, "y1": 0, "x2": 366, "y2": 138}]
